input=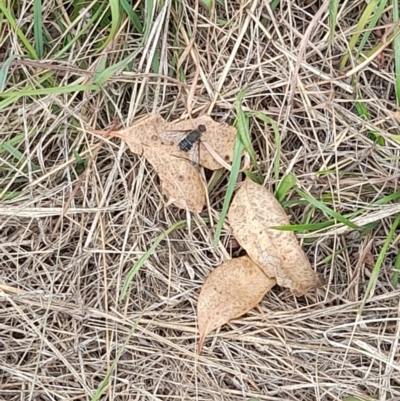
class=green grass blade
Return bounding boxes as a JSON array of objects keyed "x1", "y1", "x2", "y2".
[
  {"x1": 270, "y1": 0, "x2": 280, "y2": 10},
  {"x1": 53, "y1": 5, "x2": 104, "y2": 59},
  {"x1": 207, "y1": 169, "x2": 224, "y2": 193},
  {"x1": 356, "y1": 0, "x2": 387, "y2": 58},
  {"x1": 392, "y1": 250, "x2": 400, "y2": 288},
  {"x1": 143, "y1": 0, "x2": 155, "y2": 43},
  {"x1": 33, "y1": 0, "x2": 43, "y2": 58},
  {"x1": 94, "y1": 50, "x2": 140, "y2": 85},
  {"x1": 0, "y1": 191, "x2": 21, "y2": 201},
  {"x1": 236, "y1": 111, "x2": 257, "y2": 169},
  {"x1": 296, "y1": 188, "x2": 359, "y2": 229},
  {"x1": 213, "y1": 133, "x2": 245, "y2": 247},
  {"x1": 238, "y1": 114, "x2": 257, "y2": 169},
  {"x1": 201, "y1": 0, "x2": 213, "y2": 11},
  {"x1": 0, "y1": 84, "x2": 100, "y2": 99},
  {"x1": 276, "y1": 189, "x2": 400, "y2": 233},
  {"x1": 0, "y1": 1, "x2": 38, "y2": 59},
  {"x1": 152, "y1": 48, "x2": 160, "y2": 74},
  {"x1": 354, "y1": 88, "x2": 370, "y2": 121},
  {"x1": 99, "y1": 0, "x2": 121, "y2": 50},
  {"x1": 0, "y1": 55, "x2": 18, "y2": 93},
  {"x1": 90, "y1": 323, "x2": 138, "y2": 401},
  {"x1": 275, "y1": 173, "x2": 296, "y2": 203},
  {"x1": 120, "y1": 0, "x2": 143, "y2": 32},
  {"x1": 353, "y1": 80, "x2": 384, "y2": 144},
  {"x1": 93, "y1": 56, "x2": 108, "y2": 83},
  {"x1": 252, "y1": 112, "x2": 281, "y2": 183},
  {"x1": 374, "y1": 190, "x2": 400, "y2": 205},
  {"x1": 271, "y1": 221, "x2": 334, "y2": 232},
  {"x1": 213, "y1": 90, "x2": 246, "y2": 247},
  {"x1": 0, "y1": 71, "x2": 55, "y2": 110},
  {"x1": 394, "y1": 0, "x2": 400, "y2": 104},
  {"x1": 120, "y1": 220, "x2": 187, "y2": 300},
  {"x1": 340, "y1": 0, "x2": 379, "y2": 71},
  {"x1": 1, "y1": 141, "x2": 41, "y2": 173},
  {"x1": 244, "y1": 170, "x2": 263, "y2": 185},
  {"x1": 329, "y1": 0, "x2": 339, "y2": 42},
  {"x1": 362, "y1": 214, "x2": 400, "y2": 307}
]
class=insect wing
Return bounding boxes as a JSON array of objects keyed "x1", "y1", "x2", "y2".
[
  {"x1": 159, "y1": 128, "x2": 201, "y2": 168},
  {"x1": 159, "y1": 131, "x2": 188, "y2": 145},
  {"x1": 188, "y1": 141, "x2": 200, "y2": 169}
]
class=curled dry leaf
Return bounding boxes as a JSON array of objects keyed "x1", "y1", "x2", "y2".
[
  {"x1": 228, "y1": 178, "x2": 321, "y2": 297},
  {"x1": 92, "y1": 113, "x2": 236, "y2": 171},
  {"x1": 197, "y1": 256, "x2": 276, "y2": 354},
  {"x1": 144, "y1": 147, "x2": 205, "y2": 213}
]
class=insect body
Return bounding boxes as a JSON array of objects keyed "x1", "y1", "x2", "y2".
[
  {"x1": 160, "y1": 124, "x2": 206, "y2": 168},
  {"x1": 178, "y1": 124, "x2": 206, "y2": 152}
]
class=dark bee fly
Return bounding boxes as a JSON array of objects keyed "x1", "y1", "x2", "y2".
[
  {"x1": 178, "y1": 124, "x2": 206, "y2": 152},
  {"x1": 160, "y1": 124, "x2": 206, "y2": 168}
]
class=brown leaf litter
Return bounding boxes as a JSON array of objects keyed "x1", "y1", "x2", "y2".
[
  {"x1": 92, "y1": 114, "x2": 236, "y2": 170},
  {"x1": 197, "y1": 256, "x2": 276, "y2": 354},
  {"x1": 90, "y1": 114, "x2": 236, "y2": 213},
  {"x1": 143, "y1": 146, "x2": 205, "y2": 213},
  {"x1": 92, "y1": 116, "x2": 321, "y2": 352},
  {"x1": 228, "y1": 178, "x2": 322, "y2": 297},
  {"x1": 197, "y1": 178, "x2": 324, "y2": 353}
]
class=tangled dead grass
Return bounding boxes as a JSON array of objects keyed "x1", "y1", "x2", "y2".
[{"x1": 1, "y1": 0, "x2": 400, "y2": 400}]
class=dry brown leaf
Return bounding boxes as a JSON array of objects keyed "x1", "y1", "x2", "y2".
[
  {"x1": 228, "y1": 178, "x2": 322, "y2": 297},
  {"x1": 92, "y1": 114, "x2": 236, "y2": 171},
  {"x1": 90, "y1": 115, "x2": 206, "y2": 213},
  {"x1": 144, "y1": 147, "x2": 205, "y2": 213},
  {"x1": 162, "y1": 115, "x2": 236, "y2": 170},
  {"x1": 89, "y1": 114, "x2": 235, "y2": 212},
  {"x1": 197, "y1": 256, "x2": 276, "y2": 354},
  {"x1": 94, "y1": 114, "x2": 169, "y2": 156}
]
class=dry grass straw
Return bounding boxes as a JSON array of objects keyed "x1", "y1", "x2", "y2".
[{"x1": 1, "y1": 0, "x2": 400, "y2": 400}]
